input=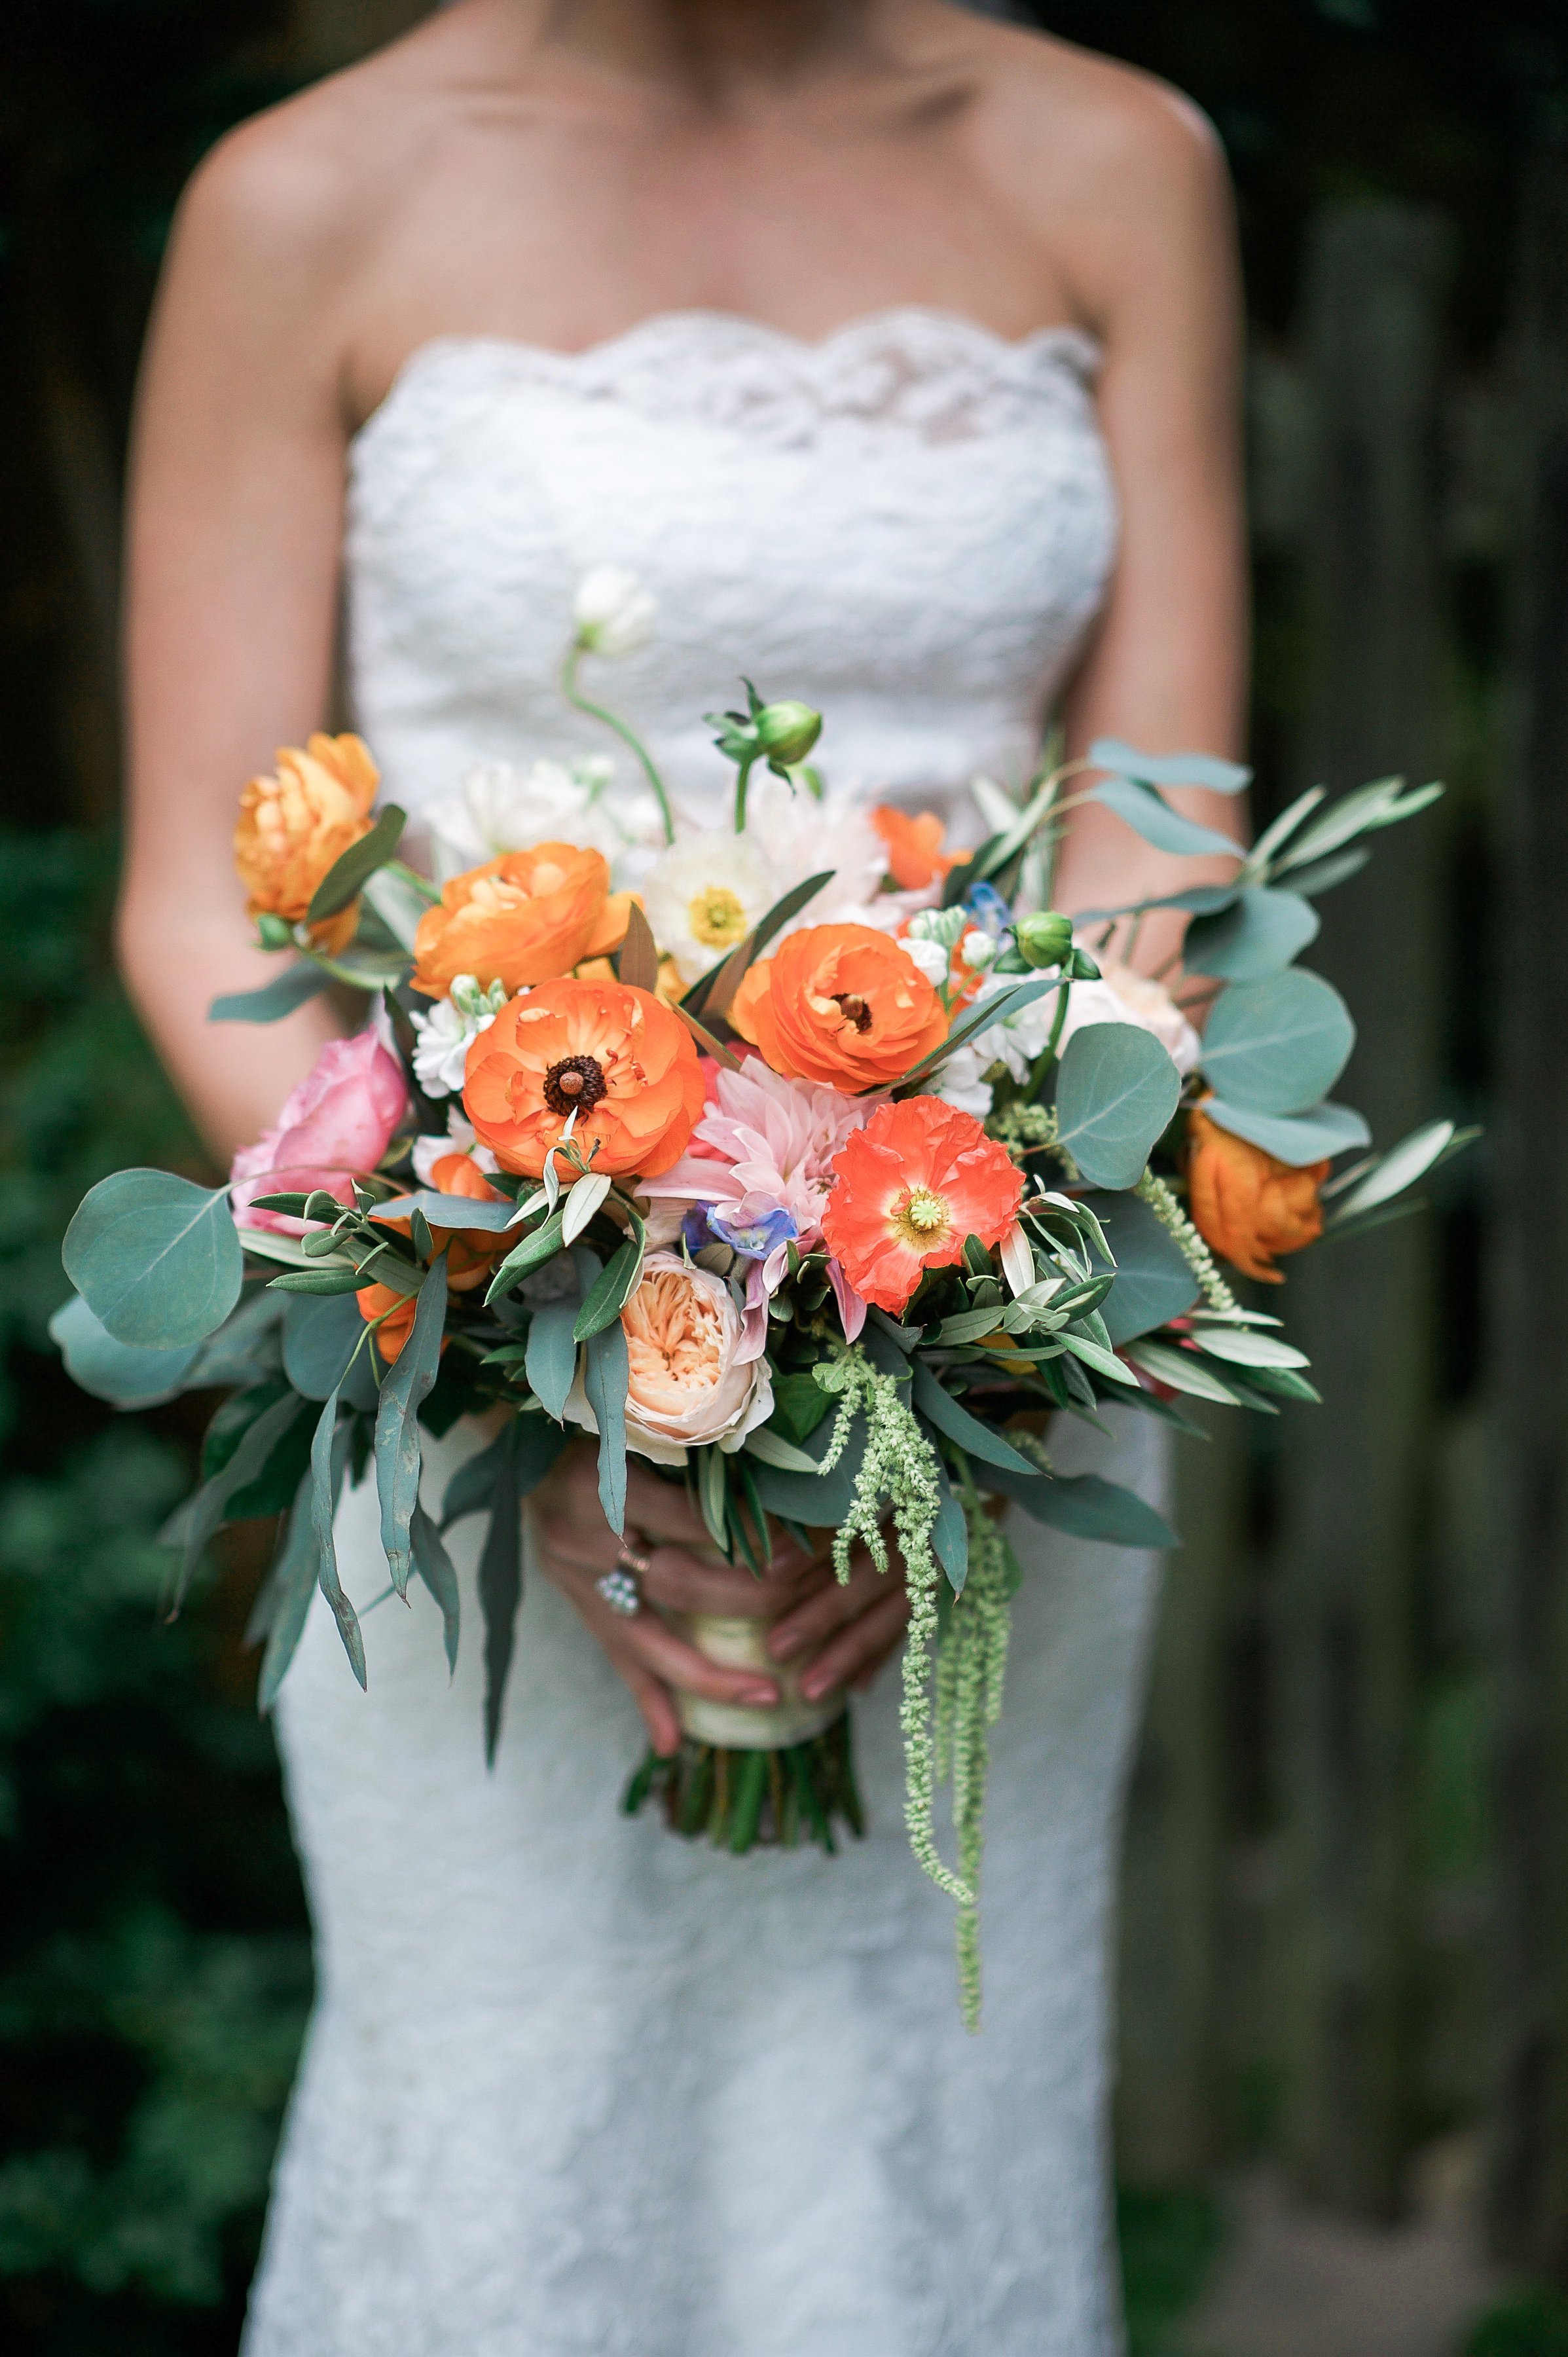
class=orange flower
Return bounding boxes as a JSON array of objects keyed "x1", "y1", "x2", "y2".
[
  {"x1": 873, "y1": 806, "x2": 958, "y2": 891},
  {"x1": 411, "y1": 845, "x2": 632, "y2": 999},
  {"x1": 729, "y1": 924, "x2": 948, "y2": 1092},
  {"x1": 369, "y1": 1149, "x2": 512, "y2": 1296},
  {"x1": 462, "y1": 977, "x2": 705, "y2": 1178},
  {"x1": 357, "y1": 1283, "x2": 419, "y2": 1364},
  {"x1": 574, "y1": 951, "x2": 685, "y2": 1007},
  {"x1": 822, "y1": 1096, "x2": 1023, "y2": 1313},
  {"x1": 234, "y1": 732, "x2": 378, "y2": 956},
  {"x1": 1186, "y1": 1103, "x2": 1329, "y2": 1283}
]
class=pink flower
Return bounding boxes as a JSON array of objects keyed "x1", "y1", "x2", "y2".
[
  {"x1": 640, "y1": 1060, "x2": 876, "y2": 1289},
  {"x1": 230, "y1": 1030, "x2": 409, "y2": 1232}
]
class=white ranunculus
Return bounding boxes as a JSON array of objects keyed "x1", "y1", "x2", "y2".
[
  {"x1": 574, "y1": 566, "x2": 657, "y2": 659},
  {"x1": 427, "y1": 754, "x2": 661, "y2": 883},
  {"x1": 562, "y1": 1252, "x2": 774, "y2": 1465},
  {"x1": 903, "y1": 935, "x2": 952, "y2": 988},
  {"x1": 408, "y1": 973, "x2": 509, "y2": 1097},
  {"x1": 642, "y1": 831, "x2": 770, "y2": 982}
]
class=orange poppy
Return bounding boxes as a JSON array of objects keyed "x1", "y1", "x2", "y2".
[
  {"x1": 1186, "y1": 1103, "x2": 1329, "y2": 1283},
  {"x1": 462, "y1": 977, "x2": 705, "y2": 1178},
  {"x1": 729, "y1": 924, "x2": 948, "y2": 1092},
  {"x1": 411, "y1": 844, "x2": 632, "y2": 999},
  {"x1": 822, "y1": 1096, "x2": 1023, "y2": 1313},
  {"x1": 234, "y1": 731, "x2": 379, "y2": 956},
  {"x1": 873, "y1": 805, "x2": 959, "y2": 892}
]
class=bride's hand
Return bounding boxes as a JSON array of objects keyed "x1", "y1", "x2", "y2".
[{"x1": 533, "y1": 1442, "x2": 909, "y2": 1754}]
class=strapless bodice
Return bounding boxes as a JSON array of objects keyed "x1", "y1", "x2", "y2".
[{"x1": 344, "y1": 306, "x2": 1117, "y2": 837}]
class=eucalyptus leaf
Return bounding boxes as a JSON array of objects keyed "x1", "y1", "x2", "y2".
[
  {"x1": 1088, "y1": 775, "x2": 1245, "y2": 860},
  {"x1": 525, "y1": 1300, "x2": 579, "y2": 1421},
  {"x1": 410, "y1": 1501, "x2": 460, "y2": 1673},
  {"x1": 373, "y1": 1190, "x2": 519, "y2": 1232},
  {"x1": 1201, "y1": 1097, "x2": 1371, "y2": 1167},
  {"x1": 745, "y1": 1412, "x2": 866, "y2": 1528},
  {"x1": 1055, "y1": 1024, "x2": 1181, "y2": 1190},
  {"x1": 479, "y1": 1423, "x2": 523, "y2": 1764},
  {"x1": 283, "y1": 1290, "x2": 377, "y2": 1402},
  {"x1": 1089, "y1": 737, "x2": 1252, "y2": 794},
  {"x1": 306, "y1": 803, "x2": 407, "y2": 923},
  {"x1": 486, "y1": 1207, "x2": 567, "y2": 1301},
  {"x1": 1077, "y1": 1192, "x2": 1200, "y2": 1344},
  {"x1": 1243, "y1": 785, "x2": 1326, "y2": 873},
  {"x1": 209, "y1": 962, "x2": 331, "y2": 1024},
  {"x1": 373, "y1": 1256, "x2": 447, "y2": 1599},
  {"x1": 1273, "y1": 847, "x2": 1372, "y2": 899},
  {"x1": 930, "y1": 1452, "x2": 970, "y2": 1593},
  {"x1": 898, "y1": 976, "x2": 1059, "y2": 1087},
  {"x1": 692, "y1": 869, "x2": 837, "y2": 1017},
  {"x1": 1327, "y1": 1118, "x2": 1457, "y2": 1222},
  {"x1": 1059, "y1": 1330, "x2": 1139, "y2": 1387},
  {"x1": 50, "y1": 1292, "x2": 202, "y2": 1408},
  {"x1": 1198, "y1": 970, "x2": 1355, "y2": 1115},
  {"x1": 981, "y1": 1460, "x2": 1178, "y2": 1547},
  {"x1": 64, "y1": 1167, "x2": 244, "y2": 1347},
  {"x1": 257, "y1": 1474, "x2": 321, "y2": 1713},
  {"x1": 583, "y1": 1319, "x2": 630, "y2": 1534},
  {"x1": 1183, "y1": 887, "x2": 1320, "y2": 981}
]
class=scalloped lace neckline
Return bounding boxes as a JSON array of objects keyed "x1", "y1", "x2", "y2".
[{"x1": 352, "y1": 304, "x2": 1103, "y2": 454}]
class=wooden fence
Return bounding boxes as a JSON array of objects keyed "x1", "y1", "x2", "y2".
[{"x1": 1116, "y1": 162, "x2": 1568, "y2": 2275}]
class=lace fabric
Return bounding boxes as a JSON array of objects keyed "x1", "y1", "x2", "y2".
[{"x1": 245, "y1": 306, "x2": 1159, "y2": 2357}]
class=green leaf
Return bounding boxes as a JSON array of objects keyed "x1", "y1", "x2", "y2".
[
  {"x1": 691, "y1": 869, "x2": 838, "y2": 1016},
  {"x1": 1201, "y1": 1097, "x2": 1370, "y2": 1166},
  {"x1": 485, "y1": 1207, "x2": 566, "y2": 1302},
  {"x1": 574, "y1": 1235, "x2": 643, "y2": 1342},
  {"x1": 1183, "y1": 887, "x2": 1320, "y2": 981},
  {"x1": 410, "y1": 1501, "x2": 460, "y2": 1673},
  {"x1": 1078, "y1": 1192, "x2": 1201, "y2": 1344},
  {"x1": 64, "y1": 1167, "x2": 244, "y2": 1346},
  {"x1": 283, "y1": 1290, "x2": 376, "y2": 1402},
  {"x1": 1192, "y1": 1325, "x2": 1311, "y2": 1370},
  {"x1": 898, "y1": 976, "x2": 1060, "y2": 1088},
  {"x1": 1273, "y1": 777, "x2": 1442, "y2": 875},
  {"x1": 479, "y1": 1423, "x2": 524, "y2": 1764},
  {"x1": 742, "y1": 1425, "x2": 822, "y2": 1474},
  {"x1": 163, "y1": 1391, "x2": 302, "y2": 1609},
  {"x1": 562, "y1": 1171, "x2": 613, "y2": 1247},
  {"x1": 49, "y1": 1292, "x2": 202, "y2": 1408},
  {"x1": 1088, "y1": 737, "x2": 1251, "y2": 794},
  {"x1": 930, "y1": 1452, "x2": 969, "y2": 1594},
  {"x1": 227, "y1": 1398, "x2": 317, "y2": 1520},
  {"x1": 768, "y1": 1368, "x2": 833, "y2": 1446},
  {"x1": 256, "y1": 1474, "x2": 321, "y2": 1713},
  {"x1": 617, "y1": 898, "x2": 661, "y2": 992},
  {"x1": 1275, "y1": 847, "x2": 1372, "y2": 898},
  {"x1": 1327, "y1": 1118, "x2": 1460, "y2": 1222},
  {"x1": 670, "y1": 1000, "x2": 744, "y2": 1070},
  {"x1": 1088, "y1": 775, "x2": 1244, "y2": 859},
  {"x1": 360, "y1": 864, "x2": 432, "y2": 950},
  {"x1": 1124, "y1": 1338, "x2": 1250, "y2": 1404},
  {"x1": 373, "y1": 1189, "x2": 519, "y2": 1232},
  {"x1": 583, "y1": 1319, "x2": 630, "y2": 1534},
  {"x1": 1199, "y1": 969, "x2": 1355, "y2": 1114},
  {"x1": 310, "y1": 1390, "x2": 364, "y2": 1686},
  {"x1": 267, "y1": 1265, "x2": 376, "y2": 1296},
  {"x1": 374, "y1": 1257, "x2": 448, "y2": 1598},
  {"x1": 525, "y1": 1300, "x2": 579, "y2": 1421},
  {"x1": 1059, "y1": 1330, "x2": 1139, "y2": 1387},
  {"x1": 745, "y1": 1412, "x2": 867, "y2": 1529},
  {"x1": 209, "y1": 962, "x2": 332, "y2": 1023},
  {"x1": 982, "y1": 1463, "x2": 1178, "y2": 1548},
  {"x1": 1055, "y1": 1023, "x2": 1182, "y2": 1190},
  {"x1": 909, "y1": 1362, "x2": 1038, "y2": 1477},
  {"x1": 306, "y1": 803, "x2": 407, "y2": 923}
]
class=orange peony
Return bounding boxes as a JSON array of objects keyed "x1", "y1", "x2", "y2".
[
  {"x1": 462, "y1": 976, "x2": 705, "y2": 1178},
  {"x1": 234, "y1": 732, "x2": 379, "y2": 955},
  {"x1": 411, "y1": 845, "x2": 632, "y2": 1000},
  {"x1": 729, "y1": 924, "x2": 948, "y2": 1092},
  {"x1": 1186, "y1": 1103, "x2": 1329, "y2": 1283},
  {"x1": 822, "y1": 1096, "x2": 1023, "y2": 1313},
  {"x1": 873, "y1": 805, "x2": 958, "y2": 891}
]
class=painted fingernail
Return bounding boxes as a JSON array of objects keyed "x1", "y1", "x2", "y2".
[
  {"x1": 801, "y1": 1672, "x2": 835, "y2": 1702},
  {"x1": 739, "y1": 1682, "x2": 778, "y2": 1706},
  {"x1": 769, "y1": 1628, "x2": 803, "y2": 1659}
]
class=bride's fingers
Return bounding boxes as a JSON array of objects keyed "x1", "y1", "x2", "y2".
[
  {"x1": 609, "y1": 1653, "x2": 682, "y2": 1756},
  {"x1": 797, "y1": 1583, "x2": 911, "y2": 1703},
  {"x1": 639, "y1": 1543, "x2": 827, "y2": 1619},
  {"x1": 765, "y1": 1546, "x2": 895, "y2": 1661},
  {"x1": 547, "y1": 1559, "x2": 781, "y2": 1707}
]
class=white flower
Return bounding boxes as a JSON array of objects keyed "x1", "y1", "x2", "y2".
[
  {"x1": 642, "y1": 831, "x2": 770, "y2": 982},
  {"x1": 903, "y1": 935, "x2": 951, "y2": 988},
  {"x1": 428, "y1": 755, "x2": 661, "y2": 883},
  {"x1": 574, "y1": 566, "x2": 656, "y2": 659},
  {"x1": 1055, "y1": 955, "x2": 1201, "y2": 1075},
  {"x1": 411, "y1": 1108, "x2": 500, "y2": 1187},
  {"x1": 409, "y1": 973, "x2": 509, "y2": 1097},
  {"x1": 934, "y1": 1041, "x2": 996, "y2": 1120},
  {"x1": 960, "y1": 927, "x2": 1000, "y2": 972}
]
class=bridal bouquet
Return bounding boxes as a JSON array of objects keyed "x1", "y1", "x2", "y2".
[{"x1": 54, "y1": 573, "x2": 1469, "y2": 2023}]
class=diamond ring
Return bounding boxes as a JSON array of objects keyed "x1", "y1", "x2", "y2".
[{"x1": 596, "y1": 1541, "x2": 651, "y2": 1618}]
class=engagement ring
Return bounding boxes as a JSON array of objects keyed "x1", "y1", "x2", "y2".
[{"x1": 596, "y1": 1540, "x2": 651, "y2": 1618}]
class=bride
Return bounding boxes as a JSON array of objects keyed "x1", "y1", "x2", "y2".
[{"x1": 119, "y1": 2, "x2": 1245, "y2": 2349}]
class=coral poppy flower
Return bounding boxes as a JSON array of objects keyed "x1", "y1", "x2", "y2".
[
  {"x1": 462, "y1": 977, "x2": 705, "y2": 1178},
  {"x1": 1186, "y1": 1103, "x2": 1329, "y2": 1283},
  {"x1": 873, "y1": 805, "x2": 959, "y2": 892},
  {"x1": 412, "y1": 844, "x2": 632, "y2": 999},
  {"x1": 234, "y1": 732, "x2": 378, "y2": 955},
  {"x1": 729, "y1": 924, "x2": 948, "y2": 1092},
  {"x1": 822, "y1": 1097, "x2": 1023, "y2": 1313}
]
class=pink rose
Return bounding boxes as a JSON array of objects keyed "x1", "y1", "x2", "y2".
[{"x1": 230, "y1": 1030, "x2": 409, "y2": 1232}]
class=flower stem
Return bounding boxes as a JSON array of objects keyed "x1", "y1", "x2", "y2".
[
  {"x1": 733, "y1": 752, "x2": 758, "y2": 834},
  {"x1": 558, "y1": 644, "x2": 676, "y2": 845}
]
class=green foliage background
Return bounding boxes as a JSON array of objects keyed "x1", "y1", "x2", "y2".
[{"x1": 0, "y1": 2, "x2": 1561, "y2": 2350}]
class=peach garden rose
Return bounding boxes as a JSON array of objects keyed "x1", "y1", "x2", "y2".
[{"x1": 563, "y1": 1251, "x2": 774, "y2": 1465}]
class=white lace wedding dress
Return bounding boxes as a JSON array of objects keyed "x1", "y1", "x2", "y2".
[{"x1": 243, "y1": 309, "x2": 1164, "y2": 2357}]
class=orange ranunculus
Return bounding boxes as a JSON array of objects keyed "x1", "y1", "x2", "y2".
[
  {"x1": 1186, "y1": 1103, "x2": 1329, "y2": 1283},
  {"x1": 728, "y1": 924, "x2": 948, "y2": 1092},
  {"x1": 462, "y1": 977, "x2": 705, "y2": 1179},
  {"x1": 411, "y1": 845, "x2": 632, "y2": 1000},
  {"x1": 357, "y1": 1282, "x2": 419, "y2": 1363},
  {"x1": 873, "y1": 805, "x2": 959, "y2": 892},
  {"x1": 234, "y1": 732, "x2": 379, "y2": 955},
  {"x1": 822, "y1": 1096, "x2": 1023, "y2": 1313},
  {"x1": 369, "y1": 1150, "x2": 511, "y2": 1295}
]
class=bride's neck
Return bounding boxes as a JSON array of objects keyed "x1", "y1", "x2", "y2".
[{"x1": 538, "y1": 0, "x2": 884, "y2": 94}]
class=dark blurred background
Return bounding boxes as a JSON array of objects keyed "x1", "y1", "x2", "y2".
[{"x1": 3, "y1": 4, "x2": 1567, "y2": 2352}]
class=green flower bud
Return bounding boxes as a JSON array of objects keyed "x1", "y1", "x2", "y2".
[
  {"x1": 754, "y1": 701, "x2": 822, "y2": 767},
  {"x1": 1015, "y1": 910, "x2": 1075, "y2": 969},
  {"x1": 257, "y1": 913, "x2": 295, "y2": 951}
]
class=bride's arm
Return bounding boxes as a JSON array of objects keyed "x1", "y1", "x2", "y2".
[
  {"x1": 1043, "y1": 83, "x2": 1249, "y2": 970},
  {"x1": 120, "y1": 123, "x2": 359, "y2": 1162}
]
